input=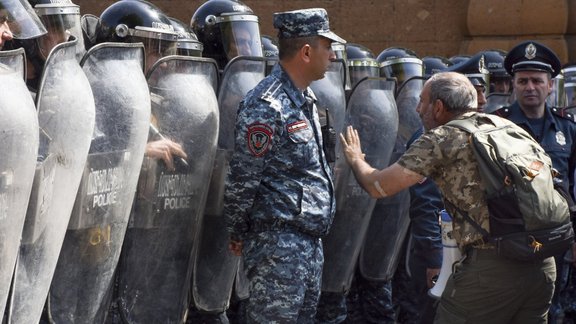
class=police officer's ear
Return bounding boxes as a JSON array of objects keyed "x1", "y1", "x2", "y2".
[{"x1": 301, "y1": 44, "x2": 312, "y2": 63}]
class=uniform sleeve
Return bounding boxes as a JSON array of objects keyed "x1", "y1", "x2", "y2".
[
  {"x1": 224, "y1": 98, "x2": 278, "y2": 241},
  {"x1": 406, "y1": 128, "x2": 443, "y2": 268}
]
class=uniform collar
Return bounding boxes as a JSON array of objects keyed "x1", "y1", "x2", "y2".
[
  {"x1": 508, "y1": 101, "x2": 558, "y2": 130},
  {"x1": 271, "y1": 63, "x2": 315, "y2": 109}
]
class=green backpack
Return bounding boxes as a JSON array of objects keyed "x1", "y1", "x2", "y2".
[{"x1": 447, "y1": 113, "x2": 574, "y2": 262}]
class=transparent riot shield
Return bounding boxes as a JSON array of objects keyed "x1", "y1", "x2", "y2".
[
  {"x1": 45, "y1": 43, "x2": 150, "y2": 324},
  {"x1": 115, "y1": 56, "x2": 219, "y2": 323},
  {"x1": 310, "y1": 59, "x2": 347, "y2": 141},
  {"x1": 193, "y1": 56, "x2": 266, "y2": 312},
  {"x1": 322, "y1": 78, "x2": 398, "y2": 293},
  {"x1": 485, "y1": 93, "x2": 512, "y2": 114},
  {"x1": 0, "y1": 49, "x2": 39, "y2": 317},
  {"x1": 358, "y1": 77, "x2": 422, "y2": 282},
  {"x1": 0, "y1": 47, "x2": 26, "y2": 78},
  {"x1": 394, "y1": 77, "x2": 424, "y2": 148},
  {"x1": 8, "y1": 39, "x2": 96, "y2": 324}
]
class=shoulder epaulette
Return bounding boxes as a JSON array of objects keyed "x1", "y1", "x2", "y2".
[
  {"x1": 491, "y1": 106, "x2": 512, "y2": 118},
  {"x1": 551, "y1": 107, "x2": 576, "y2": 123},
  {"x1": 260, "y1": 80, "x2": 283, "y2": 110}
]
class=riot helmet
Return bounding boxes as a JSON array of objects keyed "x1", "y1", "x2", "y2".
[
  {"x1": 29, "y1": 0, "x2": 84, "y2": 60},
  {"x1": 261, "y1": 34, "x2": 277, "y2": 59},
  {"x1": 261, "y1": 34, "x2": 277, "y2": 75},
  {"x1": 190, "y1": 0, "x2": 262, "y2": 69},
  {"x1": 422, "y1": 55, "x2": 452, "y2": 78},
  {"x1": 169, "y1": 17, "x2": 203, "y2": 57},
  {"x1": 377, "y1": 46, "x2": 423, "y2": 86},
  {"x1": 449, "y1": 54, "x2": 470, "y2": 66},
  {"x1": 0, "y1": 0, "x2": 46, "y2": 40},
  {"x1": 96, "y1": 0, "x2": 178, "y2": 73},
  {"x1": 482, "y1": 49, "x2": 511, "y2": 94},
  {"x1": 346, "y1": 42, "x2": 379, "y2": 87},
  {"x1": 563, "y1": 64, "x2": 576, "y2": 108}
]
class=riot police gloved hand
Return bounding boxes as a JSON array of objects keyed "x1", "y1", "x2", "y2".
[{"x1": 145, "y1": 139, "x2": 188, "y2": 172}]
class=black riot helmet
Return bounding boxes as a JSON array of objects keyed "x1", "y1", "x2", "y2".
[
  {"x1": 190, "y1": 0, "x2": 263, "y2": 69},
  {"x1": 449, "y1": 54, "x2": 470, "y2": 66},
  {"x1": 346, "y1": 42, "x2": 379, "y2": 87},
  {"x1": 422, "y1": 56, "x2": 452, "y2": 78},
  {"x1": 261, "y1": 34, "x2": 277, "y2": 75},
  {"x1": 377, "y1": 46, "x2": 423, "y2": 86},
  {"x1": 482, "y1": 49, "x2": 511, "y2": 94},
  {"x1": 261, "y1": 34, "x2": 277, "y2": 59},
  {"x1": 169, "y1": 17, "x2": 203, "y2": 57},
  {"x1": 0, "y1": 0, "x2": 46, "y2": 40},
  {"x1": 96, "y1": 0, "x2": 178, "y2": 73},
  {"x1": 29, "y1": 0, "x2": 84, "y2": 60}
]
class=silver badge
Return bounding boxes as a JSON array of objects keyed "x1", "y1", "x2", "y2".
[
  {"x1": 556, "y1": 131, "x2": 566, "y2": 146},
  {"x1": 525, "y1": 43, "x2": 536, "y2": 60}
]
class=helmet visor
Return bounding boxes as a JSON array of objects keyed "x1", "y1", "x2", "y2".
[
  {"x1": 220, "y1": 15, "x2": 262, "y2": 60},
  {"x1": 565, "y1": 84, "x2": 576, "y2": 108},
  {"x1": 36, "y1": 4, "x2": 84, "y2": 59},
  {"x1": 0, "y1": 0, "x2": 46, "y2": 39},
  {"x1": 380, "y1": 59, "x2": 423, "y2": 85},
  {"x1": 349, "y1": 59, "x2": 379, "y2": 87},
  {"x1": 134, "y1": 35, "x2": 177, "y2": 72}
]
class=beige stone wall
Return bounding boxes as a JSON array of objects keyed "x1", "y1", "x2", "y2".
[{"x1": 74, "y1": 0, "x2": 574, "y2": 64}]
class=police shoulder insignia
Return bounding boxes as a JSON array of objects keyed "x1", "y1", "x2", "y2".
[
  {"x1": 247, "y1": 123, "x2": 273, "y2": 157},
  {"x1": 551, "y1": 107, "x2": 576, "y2": 123},
  {"x1": 492, "y1": 106, "x2": 511, "y2": 118}
]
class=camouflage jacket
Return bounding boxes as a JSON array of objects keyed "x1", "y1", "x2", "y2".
[
  {"x1": 397, "y1": 112, "x2": 493, "y2": 248},
  {"x1": 224, "y1": 64, "x2": 336, "y2": 241}
]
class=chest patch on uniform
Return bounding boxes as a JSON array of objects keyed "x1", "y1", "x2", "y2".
[
  {"x1": 287, "y1": 120, "x2": 308, "y2": 133},
  {"x1": 247, "y1": 123, "x2": 273, "y2": 157}
]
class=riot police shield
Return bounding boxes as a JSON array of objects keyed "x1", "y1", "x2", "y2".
[
  {"x1": 193, "y1": 56, "x2": 266, "y2": 312},
  {"x1": 45, "y1": 43, "x2": 149, "y2": 324},
  {"x1": 322, "y1": 78, "x2": 398, "y2": 293},
  {"x1": 394, "y1": 76, "x2": 424, "y2": 148},
  {"x1": 357, "y1": 76, "x2": 422, "y2": 282},
  {"x1": 310, "y1": 59, "x2": 347, "y2": 147},
  {"x1": 0, "y1": 47, "x2": 26, "y2": 78},
  {"x1": 8, "y1": 39, "x2": 96, "y2": 324},
  {"x1": 485, "y1": 93, "x2": 512, "y2": 114},
  {"x1": 116, "y1": 56, "x2": 219, "y2": 323},
  {"x1": 0, "y1": 49, "x2": 39, "y2": 317}
]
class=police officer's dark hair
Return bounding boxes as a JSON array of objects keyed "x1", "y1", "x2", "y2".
[
  {"x1": 428, "y1": 72, "x2": 477, "y2": 113},
  {"x1": 277, "y1": 36, "x2": 319, "y2": 60}
]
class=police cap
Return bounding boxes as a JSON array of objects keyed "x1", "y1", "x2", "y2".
[
  {"x1": 446, "y1": 52, "x2": 488, "y2": 87},
  {"x1": 504, "y1": 41, "x2": 561, "y2": 78},
  {"x1": 273, "y1": 8, "x2": 346, "y2": 44}
]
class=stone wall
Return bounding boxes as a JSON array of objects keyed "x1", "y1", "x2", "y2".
[{"x1": 74, "y1": 0, "x2": 574, "y2": 64}]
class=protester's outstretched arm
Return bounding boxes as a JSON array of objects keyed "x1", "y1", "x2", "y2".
[{"x1": 340, "y1": 125, "x2": 423, "y2": 198}]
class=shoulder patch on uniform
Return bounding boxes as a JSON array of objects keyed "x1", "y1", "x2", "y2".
[
  {"x1": 551, "y1": 107, "x2": 576, "y2": 123},
  {"x1": 247, "y1": 123, "x2": 273, "y2": 157},
  {"x1": 287, "y1": 120, "x2": 309, "y2": 133}
]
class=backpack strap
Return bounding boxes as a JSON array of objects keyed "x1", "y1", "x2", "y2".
[{"x1": 443, "y1": 199, "x2": 491, "y2": 241}]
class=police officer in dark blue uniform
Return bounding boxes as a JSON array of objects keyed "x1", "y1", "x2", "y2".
[
  {"x1": 224, "y1": 8, "x2": 341, "y2": 323},
  {"x1": 494, "y1": 40, "x2": 576, "y2": 324}
]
